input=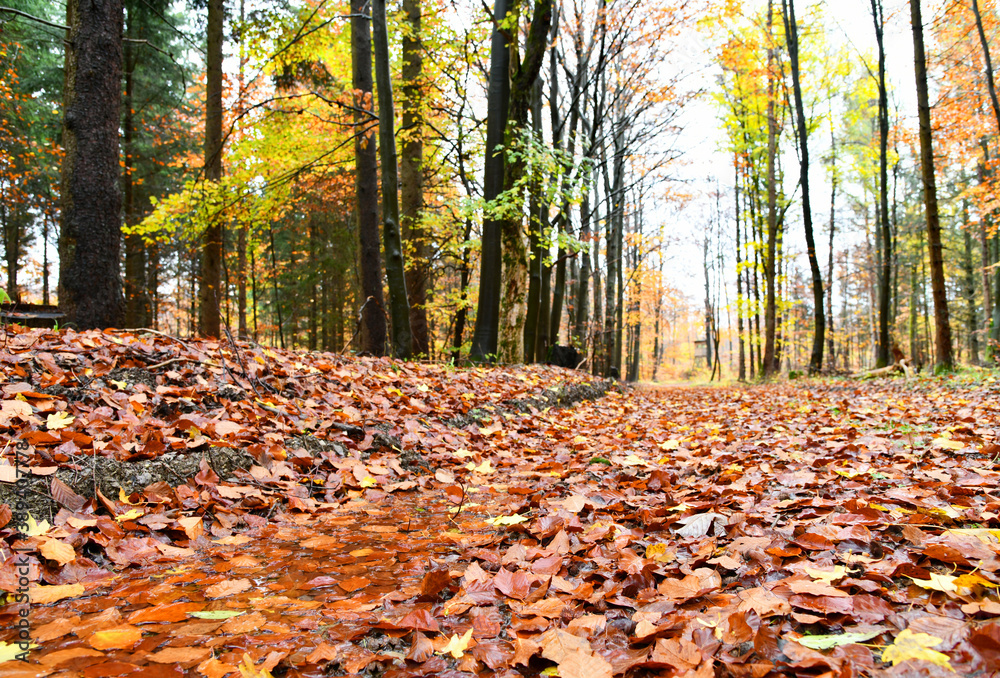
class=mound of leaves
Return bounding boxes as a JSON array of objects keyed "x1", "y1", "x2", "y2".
[{"x1": 2, "y1": 326, "x2": 1000, "y2": 677}]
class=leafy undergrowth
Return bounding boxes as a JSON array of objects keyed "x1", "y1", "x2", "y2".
[{"x1": 1, "y1": 329, "x2": 999, "y2": 677}]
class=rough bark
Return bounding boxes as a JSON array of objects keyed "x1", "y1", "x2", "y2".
[
  {"x1": 400, "y1": 0, "x2": 428, "y2": 356},
  {"x1": 469, "y1": 0, "x2": 512, "y2": 362},
  {"x1": 198, "y1": 0, "x2": 223, "y2": 337},
  {"x1": 123, "y1": 27, "x2": 146, "y2": 328},
  {"x1": 910, "y1": 0, "x2": 954, "y2": 370},
  {"x1": 962, "y1": 203, "x2": 980, "y2": 365},
  {"x1": 524, "y1": 79, "x2": 544, "y2": 362},
  {"x1": 497, "y1": 0, "x2": 553, "y2": 363},
  {"x1": 373, "y1": 0, "x2": 412, "y2": 358},
  {"x1": 59, "y1": 0, "x2": 125, "y2": 330},
  {"x1": 783, "y1": 0, "x2": 825, "y2": 373},
  {"x1": 352, "y1": 0, "x2": 387, "y2": 355}
]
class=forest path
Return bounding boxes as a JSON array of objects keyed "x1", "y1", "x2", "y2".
[{"x1": 1, "y1": 330, "x2": 999, "y2": 676}]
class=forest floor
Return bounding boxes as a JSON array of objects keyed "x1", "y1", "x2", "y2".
[{"x1": 0, "y1": 328, "x2": 999, "y2": 677}]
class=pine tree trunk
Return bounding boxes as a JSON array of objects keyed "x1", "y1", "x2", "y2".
[
  {"x1": 199, "y1": 0, "x2": 223, "y2": 337},
  {"x1": 59, "y1": 0, "x2": 125, "y2": 329},
  {"x1": 352, "y1": 0, "x2": 387, "y2": 355},
  {"x1": 123, "y1": 30, "x2": 146, "y2": 328},
  {"x1": 910, "y1": 0, "x2": 953, "y2": 370}
]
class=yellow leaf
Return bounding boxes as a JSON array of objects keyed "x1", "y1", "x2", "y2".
[
  {"x1": 238, "y1": 652, "x2": 274, "y2": 678},
  {"x1": 803, "y1": 565, "x2": 847, "y2": 584},
  {"x1": 23, "y1": 514, "x2": 51, "y2": 537},
  {"x1": 46, "y1": 411, "x2": 75, "y2": 430},
  {"x1": 115, "y1": 508, "x2": 145, "y2": 523},
  {"x1": 932, "y1": 437, "x2": 965, "y2": 451},
  {"x1": 658, "y1": 439, "x2": 681, "y2": 450},
  {"x1": 359, "y1": 476, "x2": 377, "y2": 488},
  {"x1": 119, "y1": 487, "x2": 140, "y2": 505},
  {"x1": 645, "y1": 543, "x2": 674, "y2": 563},
  {"x1": 881, "y1": 629, "x2": 953, "y2": 671},
  {"x1": 466, "y1": 460, "x2": 494, "y2": 474},
  {"x1": 453, "y1": 449, "x2": 475, "y2": 459},
  {"x1": 110, "y1": 379, "x2": 128, "y2": 389},
  {"x1": 485, "y1": 514, "x2": 529, "y2": 526},
  {"x1": 0, "y1": 640, "x2": 36, "y2": 661},
  {"x1": 437, "y1": 628, "x2": 474, "y2": 659},
  {"x1": 909, "y1": 573, "x2": 958, "y2": 593}
]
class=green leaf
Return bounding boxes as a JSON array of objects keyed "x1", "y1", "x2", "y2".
[
  {"x1": 189, "y1": 610, "x2": 245, "y2": 620},
  {"x1": 796, "y1": 630, "x2": 882, "y2": 650}
]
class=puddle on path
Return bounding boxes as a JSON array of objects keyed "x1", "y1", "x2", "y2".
[{"x1": 0, "y1": 494, "x2": 499, "y2": 677}]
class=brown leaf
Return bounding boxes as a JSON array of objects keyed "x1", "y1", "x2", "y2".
[
  {"x1": 204, "y1": 578, "x2": 252, "y2": 599},
  {"x1": 148, "y1": 646, "x2": 212, "y2": 664},
  {"x1": 407, "y1": 631, "x2": 435, "y2": 662},
  {"x1": 51, "y1": 477, "x2": 86, "y2": 511},
  {"x1": 305, "y1": 642, "x2": 339, "y2": 664},
  {"x1": 420, "y1": 566, "x2": 452, "y2": 598},
  {"x1": 397, "y1": 609, "x2": 440, "y2": 632},
  {"x1": 493, "y1": 567, "x2": 532, "y2": 600}
]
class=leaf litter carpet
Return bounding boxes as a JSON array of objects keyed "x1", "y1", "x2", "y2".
[{"x1": 1, "y1": 329, "x2": 1000, "y2": 676}]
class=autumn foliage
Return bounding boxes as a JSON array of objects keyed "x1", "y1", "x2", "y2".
[{"x1": 0, "y1": 327, "x2": 997, "y2": 675}]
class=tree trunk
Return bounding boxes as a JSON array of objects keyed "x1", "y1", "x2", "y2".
[
  {"x1": 963, "y1": 202, "x2": 981, "y2": 365},
  {"x1": 352, "y1": 0, "x2": 387, "y2": 355},
  {"x1": 783, "y1": 0, "x2": 825, "y2": 372},
  {"x1": 199, "y1": 0, "x2": 223, "y2": 337},
  {"x1": 524, "y1": 79, "x2": 544, "y2": 361},
  {"x1": 123, "y1": 28, "x2": 146, "y2": 328},
  {"x1": 469, "y1": 0, "x2": 512, "y2": 362},
  {"x1": 872, "y1": 0, "x2": 891, "y2": 367},
  {"x1": 735, "y1": 158, "x2": 746, "y2": 382},
  {"x1": 762, "y1": 0, "x2": 779, "y2": 378},
  {"x1": 826, "y1": 112, "x2": 837, "y2": 367},
  {"x1": 400, "y1": 0, "x2": 428, "y2": 356},
  {"x1": 497, "y1": 0, "x2": 553, "y2": 363},
  {"x1": 373, "y1": 0, "x2": 412, "y2": 358},
  {"x1": 910, "y1": 0, "x2": 953, "y2": 370},
  {"x1": 59, "y1": 0, "x2": 125, "y2": 330}
]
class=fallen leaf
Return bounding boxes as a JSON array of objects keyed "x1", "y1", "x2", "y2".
[
  {"x1": 438, "y1": 628, "x2": 474, "y2": 659},
  {"x1": 204, "y1": 578, "x2": 252, "y2": 599},
  {"x1": 881, "y1": 629, "x2": 953, "y2": 671}
]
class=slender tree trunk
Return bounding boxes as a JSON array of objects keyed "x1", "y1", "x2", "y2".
[
  {"x1": 826, "y1": 114, "x2": 837, "y2": 367},
  {"x1": 373, "y1": 0, "x2": 412, "y2": 358},
  {"x1": 783, "y1": 0, "x2": 825, "y2": 372},
  {"x1": 911, "y1": 0, "x2": 953, "y2": 369},
  {"x1": 59, "y1": 0, "x2": 125, "y2": 329},
  {"x1": 199, "y1": 0, "x2": 223, "y2": 337},
  {"x1": 573, "y1": 176, "x2": 592, "y2": 344},
  {"x1": 236, "y1": 0, "x2": 247, "y2": 338},
  {"x1": 469, "y1": 0, "x2": 512, "y2": 362},
  {"x1": 400, "y1": 0, "x2": 428, "y2": 356},
  {"x1": 735, "y1": 159, "x2": 746, "y2": 382},
  {"x1": 762, "y1": 0, "x2": 779, "y2": 378},
  {"x1": 871, "y1": 0, "x2": 892, "y2": 367},
  {"x1": 498, "y1": 0, "x2": 554, "y2": 362},
  {"x1": 352, "y1": 0, "x2": 386, "y2": 355},
  {"x1": 524, "y1": 79, "x2": 544, "y2": 361},
  {"x1": 309, "y1": 215, "x2": 318, "y2": 351},
  {"x1": 963, "y1": 202, "x2": 980, "y2": 365}
]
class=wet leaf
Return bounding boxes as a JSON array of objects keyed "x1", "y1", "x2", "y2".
[{"x1": 438, "y1": 628, "x2": 474, "y2": 659}]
